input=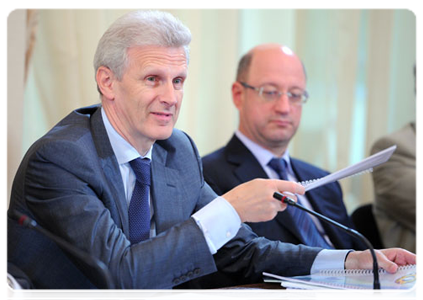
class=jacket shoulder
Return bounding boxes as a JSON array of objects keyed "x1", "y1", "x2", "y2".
[{"x1": 202, "y1": 147, "x2": 226, "y2": 166}]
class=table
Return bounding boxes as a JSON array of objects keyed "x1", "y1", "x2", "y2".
[{"x1": 194, "y1": 283, "x2": 287, "y2": 300}]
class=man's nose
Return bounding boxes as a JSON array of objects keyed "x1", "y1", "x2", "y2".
[
  {"x1": 274, "y1": 93, "x2": 291, "y2": 113},
  {"x1": 159, "y1": 81, "x2": 178, "y2": 106}
]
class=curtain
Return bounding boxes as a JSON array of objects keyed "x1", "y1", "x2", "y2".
[{"x1": 8, "y1": 9, "x2": 416, "y2": 212}]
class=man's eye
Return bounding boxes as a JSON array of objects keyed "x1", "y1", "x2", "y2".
[
  {"x1": 289, "y1": 91, "x2": 303, "y2": 99},
  {"x1": 173, "y1": 78, "x2": 184, "y2": 89},
  {"x1": 262, "y1": 90, "x2": 279, "y2": 97},
  {"x1": 145, "y1": 76, "x2": 159, "y2": 85}
]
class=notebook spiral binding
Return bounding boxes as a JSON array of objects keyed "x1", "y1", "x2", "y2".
[
  {"x1": 299, "y1": 168, "x2": 373, "y2": 188},
  {"x1": 317, "y1": 264, "x2": 416, "y2": 276}
]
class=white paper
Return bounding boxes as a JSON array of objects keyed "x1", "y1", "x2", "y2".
[
  {"x1": 301, "y1": 145, "x2": 397, "y2": 192},
  {"x1": 263, "y1": 264, "x2": 416, "y2": 290}
]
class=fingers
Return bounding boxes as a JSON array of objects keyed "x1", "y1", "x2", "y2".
[
  {"x1": 380, "y1": 248, "x2": 416, "y2": 267},
  {"x1": 377, "y1": 248, "x2": 416, "y2": 273},
  {"x1": 375, "y1": 251, "x2": 398, "y2": 274},
  {"x1": 275, "y1": 180, "x2": 305, "y2": 195},
  {"x1": 223, "y1": 178, "x2": 303, "y2": 223}
]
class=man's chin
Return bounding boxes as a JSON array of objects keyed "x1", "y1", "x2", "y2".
[{"x1": 154, "y1": 129, "x2": 174, "y2": 141}]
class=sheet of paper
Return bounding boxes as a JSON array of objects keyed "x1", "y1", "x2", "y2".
[
  {"x1": 263, "y1": 264, "x2": 416, "y2": 290},
  {"x1": 301, "y1": 145, "x2": 397, "y2": 192}
]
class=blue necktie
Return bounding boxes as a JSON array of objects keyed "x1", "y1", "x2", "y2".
[
  {"x1": 268, "y1": 158, "x2": 332, "y2": 248},
  {"x1": 128, "y1": 158, "x2": 151, "y2": 244}
]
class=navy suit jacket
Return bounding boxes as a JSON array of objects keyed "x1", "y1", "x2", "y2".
[
  {"x1": 202, "y1": 135, "x2": 366, "y2": 250},
  {"x1": 8, "y1": 106, "x2": 322, "y2": 289}
]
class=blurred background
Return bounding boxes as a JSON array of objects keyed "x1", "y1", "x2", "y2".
[{"x1": 7, "y1": 9, "x2": 416, "y2": 213}]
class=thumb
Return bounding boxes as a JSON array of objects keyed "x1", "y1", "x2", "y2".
[{"x1": 377, "y1": 254, "x2": 398, "y2": 274}]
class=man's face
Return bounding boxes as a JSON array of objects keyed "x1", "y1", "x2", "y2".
[
  {"x1": 105, "y1": 46, "x2": 187, "y2": 152},
  {"x1": 235, "y1": 47, "x2": 306, "y2": 154}
]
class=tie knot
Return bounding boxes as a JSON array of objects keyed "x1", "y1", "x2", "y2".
[
  {"x1": 268, "y1": 158, "x2": 288, "y2": 180},
  {"x1": 129, "y1": 158, "x2": 151, "y2": 186}
]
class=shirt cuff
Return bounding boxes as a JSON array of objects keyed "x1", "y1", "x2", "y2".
[
  {"x1": 5, "y1": 272, "x2": 26, "y2": 300},
  {"x1": 192, "y1": 196, "x2": 241, "y2": 254},
  {"x1": 310, "y1": 249, "x2": 352, "y2": 274}
]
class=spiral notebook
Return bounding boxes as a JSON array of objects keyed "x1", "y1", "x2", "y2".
[{"x1": 263, "y1": 264, "x2": 416, "y2": 290}]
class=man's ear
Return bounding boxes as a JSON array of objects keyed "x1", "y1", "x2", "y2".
[
  {"x1": 96, "y1": 66, "x2": 116, "y2": 100},
  {"x1": 232, "y1": 81, "x2": 244, "y2": 109}
]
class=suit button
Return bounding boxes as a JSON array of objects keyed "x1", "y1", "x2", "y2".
[
  {"x1": 193, "y1": 268, "x2": 200, "y2": 275},
  {"x1": 173, "y1": 278, "x2": 180, "y2": 285},
  {"x1": 187, "y1": 271, "x2": 194, "y2": 278},
  {"x1": 180, "y1": 275, "x2": 187, "y2": 282}
]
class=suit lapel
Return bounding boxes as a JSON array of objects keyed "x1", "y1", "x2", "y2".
[
  {"x1": 150, "y1": 142, "x2": 183, "y2": 234},
  {"x1": 90, "y1": 107, "x2": 128, "y2": 234},
  {"x1": 226, "y1": 135, "x2": 268, "y2": 182}
]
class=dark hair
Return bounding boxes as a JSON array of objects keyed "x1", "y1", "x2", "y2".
[{"x1": 235, "y1": 52, "x2": 253, "y2": 82}]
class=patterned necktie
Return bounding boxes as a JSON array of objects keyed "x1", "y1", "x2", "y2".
[
  {"x1": 268, "y1": 158, "x2": 332, "y2": 248},
  {"x1": 128, "y1": 158, "x2": 151, "y2": 244}
]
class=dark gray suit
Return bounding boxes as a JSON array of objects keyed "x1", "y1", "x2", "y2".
[{"x1": 8, "y1": 105, "x2": 321, "y2": 289}]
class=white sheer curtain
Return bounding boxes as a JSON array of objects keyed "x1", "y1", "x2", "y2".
[{"x1": 8, "y1": 9, "x2": 416, "y2": 212}]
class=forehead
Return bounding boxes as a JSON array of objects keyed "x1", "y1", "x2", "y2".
[
  {"x1": 248, "y1": 48, "x2": 305, "y2": 86},
  {"x1": 126, "y1": 46, "x2": 188, "y2": 71}
]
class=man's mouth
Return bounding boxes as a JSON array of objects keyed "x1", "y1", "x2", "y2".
[
  {"x1": 152, "y1": 112, "x2": 172, "y2": 117},
  {"x1": 270, "y1": 119, "x2": 291, "y2": 126},
  {"x1": 151, "y1": 112, "x2": 173, "y2": 122}
]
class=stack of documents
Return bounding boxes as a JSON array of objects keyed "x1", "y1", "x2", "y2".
[{"x1": 263, "y1": 264, "x2": 416, "y2": 290}]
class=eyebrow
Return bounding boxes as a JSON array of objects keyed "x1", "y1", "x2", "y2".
[{"x1": 261, "y1": 82, "x2": 305, "y2": 91}]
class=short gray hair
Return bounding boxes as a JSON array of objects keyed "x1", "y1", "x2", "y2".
[{"x1": 93, "y1": 10, "x2": 192, "y2": 81}]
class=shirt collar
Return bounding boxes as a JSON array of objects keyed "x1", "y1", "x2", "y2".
[
  {"x1": 101, "y1": 107, "x2": 152, "y2": 165},
  {"x1": 235, "y1": 130, "x2": 291, "y2": 169}
]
